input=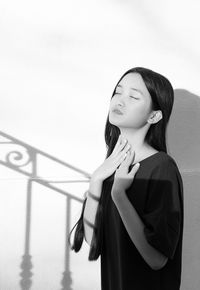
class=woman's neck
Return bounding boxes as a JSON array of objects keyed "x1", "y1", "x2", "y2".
[{"x1": 119, "y1": 130, "x2": 157, "y2": 164}]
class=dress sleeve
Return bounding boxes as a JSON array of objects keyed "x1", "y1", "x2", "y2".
[{"x1": 142, "y1": 160, "x2": 183, "y2": 259}]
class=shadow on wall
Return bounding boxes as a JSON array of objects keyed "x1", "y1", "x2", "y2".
[
  {"x1": 0, "y1": 89, "x2": 199, "y2": 290},
  {"x1": 0, "y1": 131, "x2": 89, "y2": 290},
  {"x1": 167, "y1": 89, "x2": 200, "y2": 290}
]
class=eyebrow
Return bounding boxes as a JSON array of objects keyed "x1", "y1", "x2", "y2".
[{"x1": 116, "y1": 84, "x2": 143, "y2": 95}]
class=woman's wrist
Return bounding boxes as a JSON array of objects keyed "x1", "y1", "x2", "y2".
[
  {"x1": 89, "y1": 176, "x2": 103, "y2": 199},
  {"x1": 91, "y1": 171, "x2": 103, "y2": 183},
  {"x1": 87, "y1": 190, "x2": 100, "y2": 202}
]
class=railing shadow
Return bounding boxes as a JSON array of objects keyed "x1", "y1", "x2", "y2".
[
  {"x1": 1, "y1": 88, "x2": 199, "y2": 290},
  {"x1": 19, "y1": 179, "x2": 33, "y2": 290},
  {"x1": 0, "y1": 131, "x2": 90, "y2": 290}
]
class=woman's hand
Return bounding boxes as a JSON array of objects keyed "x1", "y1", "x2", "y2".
[
  {"x1": 91, "y1": 134, "x2": 132, "y2": 183},
  {"x1": 111, "y1": 148, "x2": 140, "y2": 201}
]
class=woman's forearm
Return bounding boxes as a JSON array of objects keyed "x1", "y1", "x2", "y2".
[
  {"x1": 83, "y1": 178, "x2": 103, "y2": 246},
  {"x1": 112, "y1": 189, "x2": 168, "y2": 270}
]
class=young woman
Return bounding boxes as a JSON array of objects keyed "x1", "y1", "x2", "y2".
[{"x1": 69, "y1": 67, "x2": 184, "y2": 290}]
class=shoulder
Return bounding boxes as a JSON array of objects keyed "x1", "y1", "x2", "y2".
[
  {"x1": 156, "y1": 151, "x2": 179, "y2": 169},
  {"x1": 151, "y1": 151, "x2": 182, "y2": 183},
  {"x1": 154, "y1": 151, "x2": 178, "y2": 167}
]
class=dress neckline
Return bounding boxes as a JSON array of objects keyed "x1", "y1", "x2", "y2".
[{"x1": 130, "y1": 151, "x2": 163, "y2": 166}]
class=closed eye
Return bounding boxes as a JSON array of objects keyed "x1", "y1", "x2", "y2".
[{"x1": 113, "y1": 92, "x2": 139, "y2": 100}]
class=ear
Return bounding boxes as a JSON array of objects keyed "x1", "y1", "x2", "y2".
[{"x1": 147, "y1": 110, "x2": 163, "y2": 124}]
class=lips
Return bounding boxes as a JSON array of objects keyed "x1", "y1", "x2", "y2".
[{"x1": 112, "y1": 108, "x2": 123, "y2": 115}]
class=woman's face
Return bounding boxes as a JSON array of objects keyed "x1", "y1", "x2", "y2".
[{"x1": 109, "y1": 73, "x2": 154, "y2": 129}]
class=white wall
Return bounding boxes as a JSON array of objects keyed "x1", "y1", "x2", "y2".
[{"x1": 0, "y1": 0, "x2": 200, "y2": 289}]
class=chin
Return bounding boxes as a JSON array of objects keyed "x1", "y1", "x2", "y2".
[{"x1": 109, "y1": 115, "x2": 118, "y2": 126}]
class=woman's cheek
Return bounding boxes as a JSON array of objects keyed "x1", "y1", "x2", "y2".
[{"x1": 130, "y1": 107, "x2": 150, "y2": 127}]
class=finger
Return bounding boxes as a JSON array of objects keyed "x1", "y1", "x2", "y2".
[
  {"x1": 112, "y1": 134, "x2": 122, "y2": 154},
  {"x1": 121, "y1": 143, "x2": 131, "y2": 155},
  {"x1": 129, "y1": 163, "x2": 140, "y2": 177},
  {"x1": 119, "y1": 137, "x2": 128, "y2": 148},
  {"x1": 114, "y1": 137, "x2": 128, "y2": 155},
  {"x1": 121, "y1": 150, "x2": 136, "y2": 173},
  {"x1": 117, "y1": 150, "x2": 129, "y2": 167},
  {"x1": 117, "y1": 151, "x2": 131, "y2": 171},
  {"x1": 123, "y1": 148, "x2": 135, "y2": 165},
  {"x1": 117, "y1": 144, "x2": 130, "y2": 161},
  {"x1": 119, "y1": 151, "x2": 128, "y2": 163}
]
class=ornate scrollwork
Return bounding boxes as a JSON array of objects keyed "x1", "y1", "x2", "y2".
[{"x1": 5, "y1": 147, "x2": 32, "y2": 168}]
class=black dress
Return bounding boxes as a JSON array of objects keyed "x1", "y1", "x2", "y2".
[{"x1": 99, "y1": 151, "x2": 184, "y2": 290}]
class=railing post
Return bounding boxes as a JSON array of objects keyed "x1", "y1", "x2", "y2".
[
  {"x1": 60, "y1": 196, "x2": 73, "y2": 290},
  {"x1": 19, "y1": 178, "x2": 33, "y2": 290}
]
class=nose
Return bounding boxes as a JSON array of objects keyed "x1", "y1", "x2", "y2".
[
  {"x1": 115, "y1": 91, "x2": 125, "y2": 101},
  {"x1": 117, "y1": 96, "x2": 125, "y2": 107}
]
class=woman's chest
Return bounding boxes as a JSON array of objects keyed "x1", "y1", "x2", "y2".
[{"x1": 102, "y1": 172, "x2": 151, "y2": 224}]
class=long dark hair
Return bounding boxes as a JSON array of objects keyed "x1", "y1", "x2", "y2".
[
  {"x1": 68, "y1": 67, "x2": 174, "y2": 260},
  {"x1": 105, "y1": 67, "x2": 174, "y2": 159}
]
